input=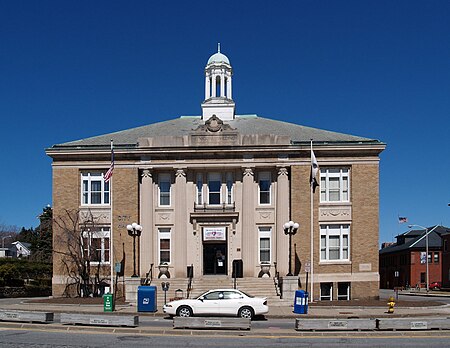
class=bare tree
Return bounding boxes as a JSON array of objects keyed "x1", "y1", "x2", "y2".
[{"x1": 53, "y1": 209, "x2": 109, "y2": 297}]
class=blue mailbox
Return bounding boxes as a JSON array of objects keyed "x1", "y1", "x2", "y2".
[
  {"x1": 293, "y1": 290, "x2": 308, "y2": 314},
  {"x1": 137, "y1": 285, "x2": 157, "y2": 312}
]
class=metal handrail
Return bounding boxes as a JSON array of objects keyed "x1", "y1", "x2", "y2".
[
  {"x1": 186, "y1": 264, "x2": 194, "y2": 298},
  {"x1": 273, "y1": 261, "x2": 282, "y2": 297},
  {"x1": 141, "y1": 263, "x2": 154, "y2": 286}
]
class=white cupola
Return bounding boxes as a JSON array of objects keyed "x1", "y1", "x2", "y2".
[{"x1": 201, "y1": 43, "x2": 235, "y2": 121}]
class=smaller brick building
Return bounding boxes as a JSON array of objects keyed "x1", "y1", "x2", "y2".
[
  {"x1": 440, "y1": 232, "x2": 450, "y2": 288},
  {"x1": 379, "y1": 225, "x2": 450, "y2": 289}
]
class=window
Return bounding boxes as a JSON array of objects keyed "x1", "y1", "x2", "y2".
[
  {"x1": 320, "y1": 282, "x2": 333, "y2": 301},
  {"x1": 81, "y1": 172, "x2": 110, "y2": 205},
  {"x1": 337, "y1": 282, "x2": 350, "y2": 300},
  {"x1": 428, "y1": 252, "x2": 432, "y2": 264},
  {"x1": 226, "y1": 172, "x2": 233, "y2": 205},
  {"x1": 158, "y1": 173, "x2": 171, "y2": 206},
  {"x1": 208, "y1": 173, "x2": 221, "y2": 205},
  {"x1": 320, "y1": 225, "x2": 350, "y2": 261},
  {"x1": 258, "y1": 227, "x2": 272, "y2": 263},
  {"x1": 82, "y1": 228, "x2": 110, "y2": 264},
  {"x1": 420, "y1": 272, "x2": 425, "y2": 283},
  {"x1": 204, "y1": 291, "x2": 221, "y2": 300},
  {"x1": 434, "y1": 252, "x2": 439, "y2": 264},
  {"x1": 320, "y1": 168, "x2": 349, "y2": 202},
  {"x1": 196, "y1": 173, "x2": 203, "y2": 205},
  {"x1": 158, "y1": 228, "x2": 171, "y2": 264},
  {"x1": 258, "y1": 172, "x2": 271, "y2": 205}
]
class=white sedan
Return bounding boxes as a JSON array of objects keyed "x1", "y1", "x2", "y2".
[{"x1": 163, "y1": 288, "x2": 268, "y2": 319}]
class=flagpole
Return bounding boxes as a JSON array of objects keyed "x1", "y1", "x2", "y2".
[
  {"x1": 109, "y1": 139, "x2": 114, "y2": 296},
  {"x1": 310, "y1": 140, "x2": 314, "y2": 303}
]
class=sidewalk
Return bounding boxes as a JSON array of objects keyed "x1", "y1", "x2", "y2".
[{"x1": 2, "y1": 295, "x2": 450, "y2": 319}]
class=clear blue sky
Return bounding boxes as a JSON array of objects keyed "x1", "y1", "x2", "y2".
[{"x1": 0, "y1": 1, "x2": 449, "y2": 243}]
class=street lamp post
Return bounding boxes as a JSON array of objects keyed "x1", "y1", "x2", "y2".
[
  {"x1": 127, "y1": 223, "x2": 143, "y2": 278},
  {"x1": 284, "y1": 220, "x2": 299, "y2": 276},
  {"x1": 408, "y1": 224, "x2": 429, "y2": 293}
]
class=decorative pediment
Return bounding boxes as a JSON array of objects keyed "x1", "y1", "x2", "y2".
[{"x1": 192, "y1": 115, "x2": 236, "y2": 133}]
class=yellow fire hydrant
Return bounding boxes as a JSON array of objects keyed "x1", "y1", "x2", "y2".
[{"x1": 387, "y1": 296, "x2": 395, "y2": 314}]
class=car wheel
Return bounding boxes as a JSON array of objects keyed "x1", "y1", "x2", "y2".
[
  {"x1": 238, "y1": 306, "x2": 254, "y2": 319},
  {"x1": 177, "y1": 306, "x2": 193, "y2": 317}
]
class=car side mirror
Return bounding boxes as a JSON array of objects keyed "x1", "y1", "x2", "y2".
[{"x1": 199, "y1": 297, "x2": 204, "y2": 302}]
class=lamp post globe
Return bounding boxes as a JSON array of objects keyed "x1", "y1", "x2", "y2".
[
  {"x1": 284, "y1": 220, "x2": 299, "y2": 276},
  {"x1": 127, "y1": 223, "x2": 142, "y2": 278}
]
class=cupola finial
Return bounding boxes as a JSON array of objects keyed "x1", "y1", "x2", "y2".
[{"x1": 218, "y1": 42, "x2": 221, "y2": 53}]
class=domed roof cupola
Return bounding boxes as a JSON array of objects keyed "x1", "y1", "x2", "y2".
[
  {"x1": 201, "y1": 44, "x2": 235, "y2": 121},
  {"x1": 207, "y1": 44, "x2": 231, "y2": 65}
]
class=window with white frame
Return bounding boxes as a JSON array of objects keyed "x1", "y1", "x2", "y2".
[
  {"x1": 320, "y1": 168, "x2": 349, "y2": 202},
  {"x1": 82, "y1": 228, "x2": 110, "y2": 264},
  {"x1": 320, "y1": 224, "x2": 350, "y2": 261},
  {"x1": 337, "y1": 282, "x2": 350, "y2": 300},
  {"x1": 158, "y1": 173, "x2": 171, "y2": 206},
  {"x1": 81, "y1": 172, "x2": 110, "y2": 205},
  {"x1": 208, "y1": 173, "x2": 221, "y2": 205},
  {"x1": 258, "y1": 227, "x2": 272, "y2": 263},
  {"x1": 196, "y1": 173, "x2": 203, "y2": 205},
  {"x1": 258, "y1": 172, "x2": 271, "y2": 205},
  {"x1": 158, "y1": 228, "x2": 171, "y2": 264},
  {"x1": 320, "y1": 282, "x2": 333, "y2": 301}
]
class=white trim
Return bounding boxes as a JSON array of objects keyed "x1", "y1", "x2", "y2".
[
  {"x1": 158, "y1": 173, "x2": 172, "y2": 207},
  {"x1": 258, "y1": 226, "x2": 272, "y2": 264},
  {"x1": 82, "y1": 227, "x2": 111, "y2": 265},
  {"x1": 207, "y1": 172, "x2": 222, "y2": 205},
  {"x1": 158, "y1": 227, "x2": 171, "y2": 265},
  {"x1": 320, "y1": 224, "x2": 350, "y2": 261},
  {"x1": 320, "y1": 168, "x2": 350, "y2": 203},
  {"x1": 80, "y1": 172, "x2": 110, "y2": 206},
  {"x1": 258, "y1": 171, "x2": 271, "y2": 205}
]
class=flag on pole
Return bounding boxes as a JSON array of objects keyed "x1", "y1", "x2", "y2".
[
  {"x1": 310, "y1": 146, "x2": 319, "y2": 193},
  {"x1": 398, "y1": 216, "x2": 408, "y2": 223},
  {"x1": 104, "y1": 140, "x2": 114, "y2": 183}
]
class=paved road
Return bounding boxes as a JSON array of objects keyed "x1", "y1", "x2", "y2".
[{"x1": 1, "y1": 326, "x2": 450, "y2": 347}]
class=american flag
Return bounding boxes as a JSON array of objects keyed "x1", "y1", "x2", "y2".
[
  {"x1": 104, "y1": 140, "x2": 114, "y2": 183},
  {"x1": 398, "y1": 216, "x2": 408, "y2": 223}
]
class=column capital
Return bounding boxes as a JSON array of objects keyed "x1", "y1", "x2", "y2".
[
  {"x1": 175, "y1": 169, "x2": 186, "y2": 178},
  {"x1": 243, "y1": 167, "x2": 254, "y2": 177},
  {"x1": 277, "y1": 167, "x2": 289, "y2": 177},
  {"x1": 141, "y1": 169, "x2": 152, "y2": 178}
]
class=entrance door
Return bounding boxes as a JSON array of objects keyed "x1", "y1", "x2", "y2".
[{"x1": 203, "y1": 243, "x2": 227, "y2": 275}]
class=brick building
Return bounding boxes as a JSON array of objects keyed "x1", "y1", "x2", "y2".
[
  {"x1": 379, "y1": 225, "x2": 450, "y2": 289},
  {"x1": 46, "y1": 48, "x2": 385, "y2": 301}
]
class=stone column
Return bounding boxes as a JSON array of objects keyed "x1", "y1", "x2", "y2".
[
  {"x1": 227, "y1": 75, "x2": 232, "y2": 99},
  {"x1": 220, "y1": 72, "x2": 225, "y2": 97},
  {"x1": 140, "y1": 169, "x2": 154, "y2": 277},
  {"x1": 241, "y1": 167, "x2": 255, "y2": 276},
  {"x1": 276, "y1": 167, "x2": 290, "y2": 276},
  {"x1": 174, "y1": 169, "x2": 187, "y2": 278},
  {"x1": 212, "y1": 73, "x2": 217, "y2": 97},
  {"x1": 205, "y1": 75, "x2": 210, "y2": 99}
]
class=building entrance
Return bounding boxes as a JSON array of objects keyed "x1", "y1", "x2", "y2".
[{"x1": 203, "y1": 243, "x2": 227, "y2": 275}]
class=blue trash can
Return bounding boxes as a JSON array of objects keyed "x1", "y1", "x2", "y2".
[
  {"x1": 137, "y1": 285, "x2": 157, "y2": 312},
  {"x1": 293, "y1": 290, "x2": 308, "y2": 314}
]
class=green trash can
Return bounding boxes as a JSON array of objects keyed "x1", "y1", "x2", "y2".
[{"x1": 103, "y1": 293, "x2": 114, "y2": 312}]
